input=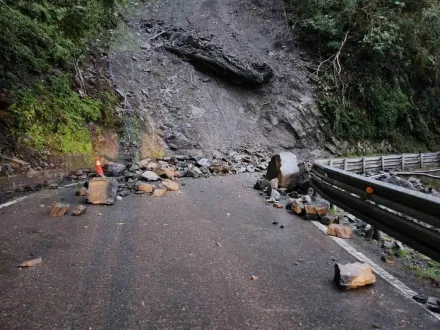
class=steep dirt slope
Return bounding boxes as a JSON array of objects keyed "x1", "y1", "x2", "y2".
[{"x1": 110, "y1": 0, "x2": 327, "y2": 159}]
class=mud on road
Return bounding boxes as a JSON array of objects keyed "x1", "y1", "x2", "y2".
[{"x1": 110, "y1": 0, "x2": 327, "y2": 160}]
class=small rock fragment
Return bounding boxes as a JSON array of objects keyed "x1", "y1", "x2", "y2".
[
  {"x1": 39, "y1": 204, "x2": 45, "y2": 208},
  {"x1": 334, "y1": 262, "x2": 376, "y2": 290},
  {"x1": 268, "y1": 189, "x2": 281, "y2": 203},
  {"x1": 72, "y1": 205, "x2": 87, "y2": 216},
  {"x1": 162, "y1": 179, "x2": 180, "y2": 191},
  {"x1": 427, "y1": 297, "x2": 440, "y2": 313},
  {"x1": 75, "y1": 186, "x2": 88, "y2": 196},
  {"x1": 118, "y1": 190, "x2": 131, "y2": 197},
  {"x1": 327, "y1": 224, "x2": 353, "y2": 239},
  {"x1": 412, "y1": 294, "x2": 428, "y2": 304},
  {"x1": 49, "y1": 183, "x2": 58, "y2": 189},
  {"x1": 292, "y1": 200, "x2": 305, "y2": 215},
  {"x1": 116, "y1": 196, "x2": 123, "y2": 201},
  {"x1": 141, "y1": 171, "x2": 160, "y2": 181},
  {"x1": 273, "y1": 203, "x2": 284, "y2": 209},
  {"x1": 19, "y1": 257, "x2": 42, "y2": 267},
  {"x1": 216, "y1": 242, "x2": 222, "y2": 247},
  {"x1": 272, "y1": 221, "x2": 279, "y2": 225},
  {"x1": 152, "y1": 188, "x2": 167, "y2": 197},
  {"x1": 197, "y1": 158, "x2": 211, "y2": 167},
  {"x1": 280, "y1": 224, "x2": 285, "y2": 229},
  {"x1": 135, "y1": 182, "x2": 154, "y2": 193},
  {"x1": 50, "y1": 202, "x2": 70, "y2": 217},
  {"x1": 251, "y1": 275, "x2": 258, "y2": 281},
  {"x1": 106, "y1": 162, "x2": 126, "y2": 177}
]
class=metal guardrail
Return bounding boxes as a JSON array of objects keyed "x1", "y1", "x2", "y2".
[
  {"x1": 311, "y1": 162, "x2": 440, "y2": 262},
  {"x1": 317, "y1": 152, "x2": 440, "y2": 174}
]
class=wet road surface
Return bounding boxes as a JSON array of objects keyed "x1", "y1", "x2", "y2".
[{"x1": 0, "y1": 174, "x2": 439, "y2": 329}]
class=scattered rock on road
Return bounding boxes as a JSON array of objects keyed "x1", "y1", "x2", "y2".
[
  {"x1": 86, "y1": 177, "x2": 118, "y2": 205},
  {"x1": 334, "y1": 262, "x2": 376, "y2": 290},
  {"x1": 135, "y1": 182, "x2": 154, "y2": 193},
  {"x1": 50, "y1": 202, "x2": 70, "y2": 217},
  {"x1": 152, "y1": 188, "x2": 167, "y2": 197},
  {"x1": 327, "y1": 224, "x2": 353, "y2": 239},
  {"x1": 162, "y1": 179, "x2": 180, "y2": 191},
  {"x1": 106, "y1": 162, "x2": 126, "y2": 177},
  {"x1": 75, "y1": 186, "x2": 87, "y2": 196},
  {"x1": 251, "y1": 275, "x2": 258, "y2": 280},
  {"x1": 141, "y1": 170, "x2": 160, "y2": 181},
  {"x1": 19, "y1": 257, "x2": 42, "y2": 268},
  {"x1": 427, "y1": 297, "x2": 440, "y2": 313},
  {"x1": 72, "y1": 205, "x2": 87, "y2": 216},
  {"x1": 412, "y1": 294, "x2": 428, "y2": 304}
]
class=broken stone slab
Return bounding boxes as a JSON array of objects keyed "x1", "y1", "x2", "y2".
[
  {"x1": 152, "y1": 188, "x2": 167, "y2": 197},
  {"x1": 106, "y1": 162, "x2": 126, "y2": 177},
  {"x1": 135, "y1": 182, "x2": 154, "y2": 193},
  {"x1": 304, "y1": 203, "x2": 328, "y2": 219},
  {"x1": 266, "y1": 152, "x2": 300, "y2": 190},
  {"x1": 72, "y1": 205, "x2": 87, "y2": 216},
  {"x1": 334, "y1": 262, "x2": 376, "y2": 290},
  {"x1": 427, "y1": 297, "x2": 440, "y2": 313},
  {"x1": 86, "y1": 177, "x2": 118, "y2": 205},
  {"x1": 328, "y1": 224, "x2": 354, "y2": 239},
  {"x1": 162, "y1": 179, "x2": 180, "y2": 191},
  {"x1": 141, "y1": 170, "x2": 161, "y2": 181},
  {"x1": 50, "y1": 202, "x2": 70, "y2": 217},
  {"x1": 19, "y1": 257, "x2": 42, "y2": 267}
]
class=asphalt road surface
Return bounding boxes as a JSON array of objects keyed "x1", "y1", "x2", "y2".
[{"x1": 0, "y1": 174, "x2": 439, "y2": 329}]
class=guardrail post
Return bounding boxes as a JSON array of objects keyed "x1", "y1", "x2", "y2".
[
  {"x1": 402, "y1": 154, "x2": 405, "y2": 170},
  {"x1": 381, "y1": 156, "x2": 384, "y2": 171},
  {"x1": 362, "y1": 157, "x2": 365, "y2": 174},
  {"x1": 344, "y1": 159, "x2": 348, "y2": 171},
  {"x1": 420, "y1": 153, "x2": 423, "y2": 169}
]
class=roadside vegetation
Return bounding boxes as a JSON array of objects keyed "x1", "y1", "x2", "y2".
[
  {"x1": 286, "y1": 0, "x2": 440, "y2": 151},
  {"x1": 0, "y1": 0, "x2": 122, "y2": 155}
]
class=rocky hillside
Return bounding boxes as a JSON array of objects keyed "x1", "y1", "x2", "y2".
[{"x1": 110, "y1": 0, "x2": 328, "y2": 161}]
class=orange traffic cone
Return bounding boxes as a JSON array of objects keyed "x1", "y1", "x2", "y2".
[{"x1": 95, "y1": 157, "x2": 105, "y2": 177}]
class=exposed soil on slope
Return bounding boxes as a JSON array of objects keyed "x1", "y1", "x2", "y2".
[{"x1": 110, "y1": 0, "x2": 329, "y2": 160}]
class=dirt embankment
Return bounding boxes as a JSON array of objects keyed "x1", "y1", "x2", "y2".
[{"x1": 110, "y1": 0, "x2": 328, "y2": 161}]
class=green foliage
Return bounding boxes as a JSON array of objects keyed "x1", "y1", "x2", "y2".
[
  {"x1": 10, "y1": 75, "x2": 101, "y2": 154},
  {"x1": 0, "y1": 0, "x2": 119, "y2": 85},
  {"x1": 288, "y1": 0, "x2": 440, "y2": 148},
  {"x1": 0, "y1": 0, "x2": 122, "y2": 155}
]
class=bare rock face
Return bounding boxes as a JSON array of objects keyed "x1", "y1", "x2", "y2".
[
  {"x1": 162, "y1": 179, "x2": 180, "y2": 191},
  {"x1": 50, "y1": 203, "x2": 70, "y2": 217},
  {"x1": 266, "y1": 152, "x2": 300, "y2": 190},
  {"x1": 86, "y1": 178, "x2": 118, "y2": 205},
  {"x1": 327, "y1": 224, "x2": 354, "y2": 239},
  {"x1": 334, "y1": 263, "x2": 376, "y2": 290}
]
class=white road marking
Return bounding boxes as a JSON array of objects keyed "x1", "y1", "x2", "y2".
[
  {"x1": 63, "y1": 181, "x2": 85, "y2": 188},
  {"x1": 311, "y1": 221, "x2": 440, "y2": 322},
  {"x1": 0, "y1": 196, "x2": 28, "y2": 210}
]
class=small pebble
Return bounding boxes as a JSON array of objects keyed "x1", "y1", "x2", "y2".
[
  {"x1": 272, "y1": 221, "x2": 278, "y2": 225},
  {"x1": 280, "y1": 224, "x2": 285, "y2": 229}
]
